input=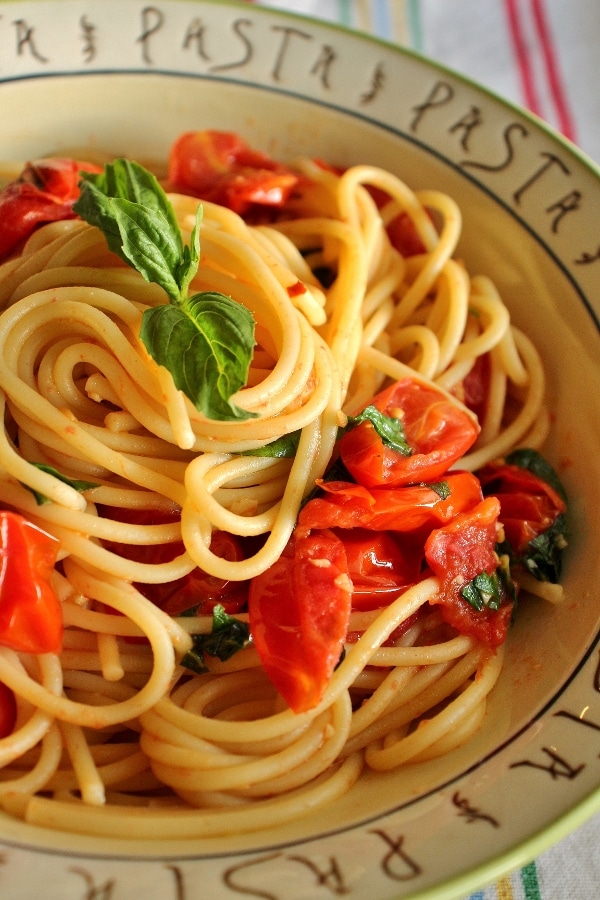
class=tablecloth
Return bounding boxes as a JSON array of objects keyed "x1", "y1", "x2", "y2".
[{"x1": 247, "y1": 2, "x2": 600, "y2": 898}]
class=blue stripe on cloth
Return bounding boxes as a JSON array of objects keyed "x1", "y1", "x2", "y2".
[{"x1": 371, "y1": 0, "x2": 393, "y2": 40}]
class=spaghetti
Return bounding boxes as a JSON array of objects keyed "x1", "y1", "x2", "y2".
[{"x1": 0, "y1": 134, "x2": 566, "y2": 838}]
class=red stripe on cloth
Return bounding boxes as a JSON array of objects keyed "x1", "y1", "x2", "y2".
[
  {"x1": 531, "y1": 0, "x2": 577, "y2": 141},
  {"x1": 504, "y1": 0, "x2": 542, "y2": 116}
]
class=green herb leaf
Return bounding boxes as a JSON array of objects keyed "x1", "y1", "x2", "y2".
[
  {"x1": 24, "y1": 463, "x2": 98, "y2": 505},
  {"x1": 343, "y1": 405, "x2": 412, "y2": 456},
  {"x1": 75, "y1": 159, "x2": 197, "y2": 306},
  {"x1": 506, "y1": 448, "x2": 567, "y2": 502},
  {"x1": 242, "y1": 430, "x2": 301, "y2": 458},
  {"x1": 140, "y1": 291, "x2": 256, "y2": 421},
  {"x1": 180, "y1": 604, "x2": 251, "y2": 674},
  {"x1": 425, "y1": 480, "x2": 451, "y2": 500},
  {"x1": 75, "y1": 159, "x2": 256, "y2": 421},
  {"x1": 460, "y1": 571, "x2": 502, "y2": 611}
]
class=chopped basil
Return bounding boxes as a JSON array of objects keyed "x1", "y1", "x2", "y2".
[
  {"x1": 24, "y1": 462, "x2": 98, "y2": 505},
  {"x1": 343, "y1": 405, "x2": 412, "y2": 456},
  {"x1": 460, "y1": 571, "x2": 502, "y2": 611},
  {"x1": 74, "y1": 160, "x2": 256, "y2": 422},
  {"x1": 425, "y1": 480, "x2": 451, "y2": 500},
  {"x1": 180, "y1": 604, "x2": 251, "y2": 675}
]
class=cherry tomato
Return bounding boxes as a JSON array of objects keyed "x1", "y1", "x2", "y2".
[
  {"x1": 338, "y1": 528, "x2": 420, "y2": 610},
  {"x1": 0, "y1": 157, "x2": 101, "y2": 260},
  {"x1": 339, "y1": 378, "x2": 480, "y2": 489},
  {"x1": 0, "y1": 510, "x2": 63, "y2": 654},
  {"x1": 167, "y1": 130, "x2": 299, "y2": 216},
  {"x1": 0, "y1": 681, "x2": 17, "y2": 739},
  {"x1": 248, "y1": 529, "x2": 352, "y2": 712},
  {"x1": 424, "y1": 497, "x2": 513, "y2": 646},
  {"x1": 299, "y1": 471, "x2": 483, "y2": 532},
  {"x1": 477, "y1": 461, "x2": 566, "y2": 554}
]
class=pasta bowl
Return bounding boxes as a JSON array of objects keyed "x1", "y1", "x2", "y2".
[{"x1": 0, "y1": 1, "x2": 599, "y2": 898}]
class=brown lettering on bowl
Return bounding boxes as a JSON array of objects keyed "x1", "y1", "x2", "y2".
[
  {"x1": 209, "y1": 19, "x2": 253, "y2": 74},
  {"x1": 409, "y1": 80, "x2": 455, "y2": 132},
  {"x1": 80, "y1": 15, "x2": 97, "y2": 64},
  {"x1": 270, "y1": 25, "x2": 312, "y2": 82},
  {"x1": 546, "y1": 190, "x2": 582, "y2": 232},
  {"x1": 452, "y1": 791, "x2": 500, "y2": 827},
  {"x1": 448, "y1": 106, "x2": 483, "y2": 152},
  {"x1": 182, "y1": 19, "x2": 211, "y2": 62},
  {"x1": 310, "y1": 44, "x2": 337, "y2": 89},
  {"x1": 137, "y1": 6, "x2": 164, "y2": 66},
  {"x1": 13, "y1": 18, "x2": 48, "y2": 64},
  {"x1": 360, "y1": 62, "x2": 386, "y2": 104},
  {"x1": 370, "y1": 828, "x2": 422, "y2": 881},
  {"x1": 68, "y1": 865, "x2": 116, "y2": 899},
  {"x1": 461, "y1": 122, "x2": 528, "y2": 173},
  {"x1": 510, "y1": 746, "x2": 585, "y2": 779}
]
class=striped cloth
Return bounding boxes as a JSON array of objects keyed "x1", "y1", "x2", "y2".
[{"x1": 246, "y1": 2, "x2": 600, "y2": 898}]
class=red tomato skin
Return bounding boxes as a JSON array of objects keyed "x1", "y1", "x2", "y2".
[
  {"x1": 168, "y1": 130, "x2": 299, "y2": 216},
  {"x1": 0, "y1": 511, "x2": 63, "y2": 654},
  {"x1": 0, "y1": 681, "x2": 17, "y2": 739},
  {"x1": 0, "y1": 158, "x2": 101, "y2": 260},
  {"x1": 338, "y1": 528, "x2": 420, "y2": 610},
  {"x1": 299, "y1": 471, "x2": 483, "y2": 532},
  {"x1": 248, "y1": 530, "x2": 352, "y2": 713},
  {"x1": 340, "y1": 378, "x2": 479, "y2": 489},
  {"x1": 477, "y1": 462, "x2": 566, "y2": 553},
  {"x1": 424, "y1": 497, "x2": 513, "y2": 646}
]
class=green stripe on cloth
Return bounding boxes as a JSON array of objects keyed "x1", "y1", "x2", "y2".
[
  {"x1": 407, "y1": 0, "x2": 423, "y2": 51},
  {"x1": 521, "y1": 861, "x2": 542, "y2": 900},
  {"x1": 338, "y1": 0, "x2": 352, "y2": 28}
]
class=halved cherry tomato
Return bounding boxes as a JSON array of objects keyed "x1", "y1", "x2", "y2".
[
  {"x1": 337, "y1": 528, "x2": 419, "y2": 610},
  {"x1": 339, "y1": 378, "x2": 480, "y2": 489},
  {"x1": 248, "y1": 529, "x2": 352, "y2": 712},
  {"x1": 424, "y1": 497, "x2": 513, "y2": 646},
  {"x1": 0, "y1": 681, "x2": 17, "y2": 739},
  {"x1": 299, "y1": 471, "x2": 483, "y2": 532},
  {"x1": 0, "y1": 157, "x2": 101, "y2": 260},
  {"x1": 477, "y1": 461, "x2": 566, "y2": 554},
  {"x1": 0, "y1": 510, "x2": 63, "y2": 654},
  {"x1": 167, "y1": 130, "x2": 299, "y2": 216}
]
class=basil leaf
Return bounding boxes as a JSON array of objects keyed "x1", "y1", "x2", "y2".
[
  {"x1": 460, "y1": 571, "x2": 502, "y2": 611},
  {"x1": 506, "y1": 448, "x2": 567, "y2": 503},
  {"x1": 24, "y1": 462, "x2": 98, "y2": 505},
  {"x1": 242, "y1": 430, "x2": 301, "y2": 458},
  {"x1": 426, "y1": 480, "x2": 451, "y2": 500},
  {"x1": 180, "y1": 604, "x2": 251, "y2": 674},
  {"x1": 75, "y1": 159, "x2": 256, "y2": 421},
  {"x1": 343, "y1": 405, "x2": 412, "y2": 456},
  {"x1": 140, "y1": 291, "x2": 256, "y2": 421},
  {"x1": 75, "y1": 160, "x2": 199, "y2": 306}
]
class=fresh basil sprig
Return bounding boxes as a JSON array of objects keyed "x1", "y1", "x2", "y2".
[
  {"x1": 74, "y1": 159, "x2": 256, "y2": 422},
  {"x1": 180, "y1": 604, "x2": 251, "y2": 674}
]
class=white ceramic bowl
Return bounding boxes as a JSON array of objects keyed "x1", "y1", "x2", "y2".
[{"x1": 1, "y1": 2, "x2": 599, "y2": 898}]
